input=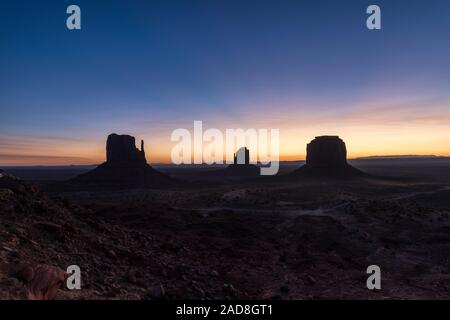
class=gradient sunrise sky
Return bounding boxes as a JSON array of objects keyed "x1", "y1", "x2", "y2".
[{"x1": 1, "y1": 0, "x2": 450, "y2": 165}]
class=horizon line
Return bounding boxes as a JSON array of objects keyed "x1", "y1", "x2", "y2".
[{"x1": 1, "y1": 154, "x2": 449, "y2": 168}]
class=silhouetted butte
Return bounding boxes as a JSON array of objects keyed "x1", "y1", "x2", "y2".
[
  {"x1": 223, "y1": 147, "x2": 259, "y2": 177},
  {"x1": 293, "y1": 136, "x2": 365, "y2": 178},
  {"x1": 62, "y1": 134, "x2": 173, "y2": 190}
]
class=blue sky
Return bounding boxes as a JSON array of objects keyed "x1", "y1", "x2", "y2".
[{"x1": 1, "y1": 0, "x2": 450, "y2": 164}]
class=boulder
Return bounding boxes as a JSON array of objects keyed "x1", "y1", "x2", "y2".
[{"x1": 14, "y1": 264, "x2": 66, "y2": 300}]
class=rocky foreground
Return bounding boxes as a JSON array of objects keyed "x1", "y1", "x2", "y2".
[{"x1": 1, "y1": 171, "x2": 450, "y2": 299}]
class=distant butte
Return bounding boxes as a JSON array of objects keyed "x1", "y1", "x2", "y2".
[
  {"x1": 293, "y1": 136, "x2": 366, "y2": 178},
  {"x1": 106, "y1": 133, "x2": 147, "y2": 166},
  {"x1": 223, "y1": 147, "x2": 259, "y2": 177},
  {"x1": 61, "y1": 133, "x2": 173, "y2": 190}
]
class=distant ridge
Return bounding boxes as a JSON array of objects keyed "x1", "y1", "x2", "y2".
[{"x1": 355, "y1": 155, "x2": 440, "y2": 160}]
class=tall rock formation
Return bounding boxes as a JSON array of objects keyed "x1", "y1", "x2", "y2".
[
  {"x1": 306, "y1": 136, "x2": 347, "y2": 167},
  {"x1": 233, "y1": 147, "x2": 250, "y2": 165},
  {"x1": 293, "y1": 136, "x2": 365, "y2": 178},
  {"x1": 224, "y1": 147, "x2": 259, "y2": 177},
  {"x1": 106, "y1": 134, "x2": 146, "y2": 165},
  {"x1": 61, "y1": 134, "x2": 173, "y2": 190}
]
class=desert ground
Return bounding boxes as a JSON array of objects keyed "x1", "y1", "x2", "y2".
[{"x1": 1, "y1": 158, "x2": 450, "y2": 299}]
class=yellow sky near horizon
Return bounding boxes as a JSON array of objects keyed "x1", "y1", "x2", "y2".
[{"x1": 1, "y1": 123, "x2": 449, "y2": 166}]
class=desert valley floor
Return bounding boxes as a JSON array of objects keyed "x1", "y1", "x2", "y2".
[{"x1": 1, "y1": 158, "x2": 450, "y2": 299}]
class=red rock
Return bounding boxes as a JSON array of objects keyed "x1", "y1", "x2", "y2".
[
  {"x1": 23, "y1": 265, "x2": 66, "y2": 300},
  {"x1": 16, "y1": 265, "x2": 35, "y2": 283}
]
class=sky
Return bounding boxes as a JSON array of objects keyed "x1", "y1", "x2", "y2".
[{"x1": 1, "y1": 0, "x2": 450, "y2": 165}]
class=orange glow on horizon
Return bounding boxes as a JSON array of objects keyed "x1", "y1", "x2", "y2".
[
  {"x1": 1, "y1": 128, "x2": 449, "y2": 166},
  {"x1": 2, "y1": 95, "x2": 450, "y2": 166}
]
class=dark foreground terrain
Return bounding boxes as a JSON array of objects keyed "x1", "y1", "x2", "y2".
[{"x1": 1, "y1": 158, "x2": 450, "y2": 299}]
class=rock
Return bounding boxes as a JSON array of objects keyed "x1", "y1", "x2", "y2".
[
  {"x1": 223, "y1": 283, "x2": 237, "y2": 295},
  {"x1": 57, "y1": 133, "x2": 174, "y2": 190},
  {"x1": 280, "y1": 285, "x2": 290, "y2": 293},
  {"x1": 306, "y1": 136, "x2": 347, "y2": 167},
  {"x1": 194, "y1": 286, "x2": 205, "y2": 297},
  {"x1": 34, "y1": 222, "x2": 62, "y2": 234},
  {"x1": 279, "y1": 252, "x2": 287, "y2": 262},
  {"x1": 221, "y1": 147, "x2": 259, "y2": 177},
  {"x1": 15, "y1": 265, "x2": 35, "y2": 282},
  {"x1": 106, "y1": 133, "x2": 146, "y2": 165},
  {"x1": 0, "y1": 188, "x2": 14, "y2": 201},
  {"x1": 293, "y1": 136, "x2": 366, "y2": 178},
  {"x1": 126, "y1": 271, "x2": 137, "y2": 284},
  {"x1": 107, "y1": 250, "x2": 117, "y2": 258},
  {"x1": 210, "y1": 270, "x2": 219, "y2": 277},
  {"x1": 2, "y1": 246, "x2": 15, "y2": 253},
  {"x1": 233, "y1": 147, "x2": 250, "y2": 165},
  {"x1": 148, "y1": 284, "x2": 165, "y2": 299},
  {"x1": 0, "y1": 175, "x2": 26, "y2": 194},
  {"x1": 306, "y1": 274, "x2": 316, "y2": 285},
  {"x1": 12, "y1": 184, "x2": 26, "y2": 194},
  {"x1": 22, "y1": 264, "x2": 66, "y2": 300}
]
